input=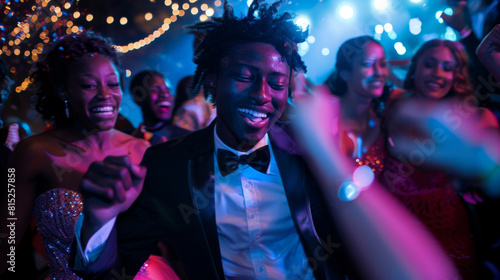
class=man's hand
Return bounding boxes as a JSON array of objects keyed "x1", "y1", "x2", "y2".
[
  {"x1": 80, "y1": 155, "x2": 147, "y2": 246},
  {"x1": 441, "y1": 1, "x2": 467, "y2": 32}
]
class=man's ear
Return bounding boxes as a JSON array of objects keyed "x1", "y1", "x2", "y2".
[
  {"x1": 340, "y1": 70, "x2": 351, "y2": 82},
  {"x1": 205, "y1": 74, "x2": 217, "y2": 97}
]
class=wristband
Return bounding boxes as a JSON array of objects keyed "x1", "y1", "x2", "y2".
[{"x1": 337, "y1": 165, "x2": 375, "y2": 202}]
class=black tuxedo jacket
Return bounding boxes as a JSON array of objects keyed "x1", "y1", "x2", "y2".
[{"x1": 72, "y1": 121, "x2": 352, "y2": 280}]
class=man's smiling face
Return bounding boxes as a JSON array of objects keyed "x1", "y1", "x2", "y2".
[{"x1": 214, "y1": 42, "x2": 290, "y2": 151}]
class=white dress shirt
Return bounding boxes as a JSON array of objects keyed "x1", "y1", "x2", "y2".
[{"x1": 214, "y1": 127, "x2": 315, "y2": 280}]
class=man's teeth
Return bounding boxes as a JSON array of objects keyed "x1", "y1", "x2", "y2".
[
  {"x1": 238, "y1": 108, "x2": 267, "y2": 118},
  {"x1": 91, "y1": 106, "x2": 114, "y2": 113},
  {"x1": 157, "y1": 101, "x2": 171, "y2": 107}
]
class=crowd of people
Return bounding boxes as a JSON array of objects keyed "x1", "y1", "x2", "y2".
[{"x1": 1, "y1": 0, "x2": 500, "y2": 279}]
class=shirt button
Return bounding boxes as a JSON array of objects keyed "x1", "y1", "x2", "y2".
[
  {"x1": 258, "y1": 267, "x2": 264, "y2": 272},
  {"x1": 250, "y1": 214, "x2": 255, "y2": 219}
]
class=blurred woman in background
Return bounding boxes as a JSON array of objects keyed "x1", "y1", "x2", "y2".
[{"x1": 384, "y1": 39, "x2": 498, "y2": 279}]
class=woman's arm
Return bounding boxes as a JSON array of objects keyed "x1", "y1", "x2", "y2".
[{"x1": 384, "y1": 98, "x2": 500, "y2": 197}]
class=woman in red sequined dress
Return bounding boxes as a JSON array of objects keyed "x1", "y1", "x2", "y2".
[
  {"x1": 320, "y1": 36, "x2": 396, "y2": 179},
  {"x1": 384, "y1": 39, "x2": 499, "y2": 279}
]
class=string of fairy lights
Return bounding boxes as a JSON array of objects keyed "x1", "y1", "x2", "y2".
[{"x1": 1, "y1": 0, "x2": 221, "y2": 92}]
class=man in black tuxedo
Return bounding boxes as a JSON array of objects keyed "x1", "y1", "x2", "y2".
[
  {"x1": 70, "y1": 1, "x2": 466, "y2": 278},
  {"x1": 71, "y1": 1, "x2": 350, "y2": 279}
]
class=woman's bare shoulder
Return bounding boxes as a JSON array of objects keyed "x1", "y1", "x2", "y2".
[
  {"x1": 7, "y1": 131, "x2": 65, "y2": 178},
  {"x1": 13, "y1": 130, "x2": 62, "y2": 156},
  {"x1": 110, "y1": 129, "x2": 149, "y2": 147},
  {"x1": 109, "y1": 129, "x2": 149, "y2": 162}
]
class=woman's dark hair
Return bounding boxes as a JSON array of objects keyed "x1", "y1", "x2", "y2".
[
  {"x1": 325, "y1": 36, "x2": 382, "y2": 97},
  {"x1": 403, "y1": 39, "x2": 473, "y2": 100},
  {"x1": 186, "y1": 0, "x2": 308, "y2": 103},
  {"x1": 30, "y1": 31, "x2": 122, "y2": 127}
]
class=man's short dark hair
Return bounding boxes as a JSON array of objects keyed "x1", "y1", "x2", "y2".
[
  {"x1": 129, "y1": 70, "x2": 165, "y2": 106},
  {"x1": 186, "y1": 0, "x2": 308, "y2": 101}
]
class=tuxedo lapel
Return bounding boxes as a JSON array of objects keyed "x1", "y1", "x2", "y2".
[
  {"x1": 270, "y1": 124, "x2": 318, "y2": 234},
  {"x1": 273, "y1": 148, "x2": 308, "y2": 223},
  {"x1": 270, "y1": 125, "x2": 332, "y2": 280},
  {"x1": 186, "y1": 121, "x2": 224, "y2": 279},
  {"x1": 269, "y1": 124, "x2": 308, "y2": 224}
]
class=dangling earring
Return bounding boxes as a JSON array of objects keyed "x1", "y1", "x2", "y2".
[{"x1": 64, "y1": 99, "x2": 70, "y2": 118}]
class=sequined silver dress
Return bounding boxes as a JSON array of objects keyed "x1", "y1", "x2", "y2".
[
  {"x1": 33, "y1": 188, "x2": 83, "y2": 280},
  {"x1": 33, "y1": 188, "x2": 180, "y2": 280}
]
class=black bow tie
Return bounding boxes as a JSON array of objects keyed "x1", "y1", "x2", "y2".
[{"x1": 217, "y1": 146, "x2": 271, "y2": 177}]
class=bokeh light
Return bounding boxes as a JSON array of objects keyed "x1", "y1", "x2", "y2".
[
  {"x1": 394, "y1": 42, "x2": 406, "y2": 55},
  {"x1": 295, "y1": 17, "x2": 310, "y2": 32},
  {"x1": 409, "y1": 18, "x2": 422, "y2": 35},
  {"x1": 339, "y1": 5, "x2": 354, "y2": 19},
  {"x1": 373, "y1": 0, "x2": 388, "y2": 11},
  {"x1": 384, "y1": 23, "x2": 393, "y2": 32}
]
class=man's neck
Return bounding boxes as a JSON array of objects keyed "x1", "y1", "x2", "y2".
[{"x1": 214, "y1": 125, "x2": 268, "y2": 154}]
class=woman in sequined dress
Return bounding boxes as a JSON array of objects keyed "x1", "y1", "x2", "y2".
[
  {"x1": 384, "y1": 39, "x2": 499, "y2": 279},
  {"x1": 320, "y1": 36, "x2": 396, "y2": 179},
  {"x1": 0, "y1": 32, "x2": 179, "y2": 279}
]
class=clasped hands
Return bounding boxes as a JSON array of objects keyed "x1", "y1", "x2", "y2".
[{"x1": 80, "y1": 156, "x2": 147, "y2": 232}]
